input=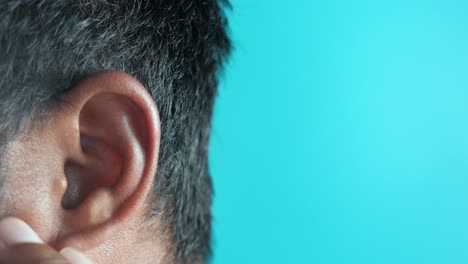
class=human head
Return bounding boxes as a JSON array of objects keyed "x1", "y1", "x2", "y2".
[{"x1": 0, "y1": 1, "x2": 231, "y2": 263}]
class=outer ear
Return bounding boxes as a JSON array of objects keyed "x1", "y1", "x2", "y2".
[{"x1": 50, "y1": 71, "x2": 160, "y2": 251}]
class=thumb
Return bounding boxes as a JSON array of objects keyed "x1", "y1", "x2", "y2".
[{"x1": 0, "y1": 217, "x2": 93, "y2": 264}]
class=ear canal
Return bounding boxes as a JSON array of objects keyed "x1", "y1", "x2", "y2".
[
  {"x1": 62, "y1": 135, "x2": 123, "y2": 210},
  {"x1": 62, "y1": 161, "x2": 86, "y2": 209}
]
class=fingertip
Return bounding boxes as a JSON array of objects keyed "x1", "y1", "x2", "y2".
[
  {"x1": 0, "y1": 217, "x2": 43, "y2": 248},
  {"x1": 60, "y1": 247, "x2": 93, "y2": 264}
]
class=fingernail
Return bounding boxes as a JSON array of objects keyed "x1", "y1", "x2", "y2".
[
  {"x1": 60, "y1": 247, "x2": 93, "y2": 264},
  {"x1": 0, "y1": 217, "x2": 43, "y2": 248}
]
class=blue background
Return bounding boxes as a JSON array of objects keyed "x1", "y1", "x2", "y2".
[{"x1": 210, "y1": 0, "x2": 468, "y2": 263}]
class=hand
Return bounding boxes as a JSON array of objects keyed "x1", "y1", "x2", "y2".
[{"x1": 0, "y1": 217, "x2": 93, "y2": 264}]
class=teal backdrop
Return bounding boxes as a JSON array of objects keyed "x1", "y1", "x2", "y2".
[{"x1": 210, "y1": 0, "x2": 468, "y2": 263}]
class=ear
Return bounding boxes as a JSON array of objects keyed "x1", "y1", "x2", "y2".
[{"x1": 46, "y1": 71, "x2": 161, "y2": 250}]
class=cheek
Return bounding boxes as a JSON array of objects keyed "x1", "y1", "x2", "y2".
[
  {"x1": 1, "y1": 138, "x2": 67, "y2": 243},
  {"x1": 2, "y1": 167, "x2": 64, "y2": 243}
]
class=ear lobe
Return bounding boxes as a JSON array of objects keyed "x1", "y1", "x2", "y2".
[{"x1": 52, "y1": 71, "x2": 160, "y2": 251}]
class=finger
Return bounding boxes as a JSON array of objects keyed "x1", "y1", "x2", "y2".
[
  {"x1": 61, "y1": 247, "x2": 93, "y2": 264},
  {"x1": 0, "y1": 243, "x2": 69, "y2": 264},
  {"x1": 0, "y1": 217, "x2": 43, "y2": 248}
]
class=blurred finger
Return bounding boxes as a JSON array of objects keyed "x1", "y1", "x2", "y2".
[
  {"x1": 0, "y1": 217, "x2": 43, "y2": 248},
  {"x1": 0, "y1": 243, "x2": 68, "y2": 264},
  {"x1": 61, "y1": 247, "x2": 93, "y2": 264}
]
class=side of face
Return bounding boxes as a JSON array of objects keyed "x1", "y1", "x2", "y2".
[{"x1": 0, "y1": 71, "x2": 170, "y2": 263}]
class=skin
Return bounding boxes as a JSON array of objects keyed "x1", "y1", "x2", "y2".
[{"x1": 0, "y1": 71, "x2": 171, "y2": 263}]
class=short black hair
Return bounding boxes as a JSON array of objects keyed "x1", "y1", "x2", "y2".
[{"x1": 0, "y1": 0, "x2": 231, "y2": 262}]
